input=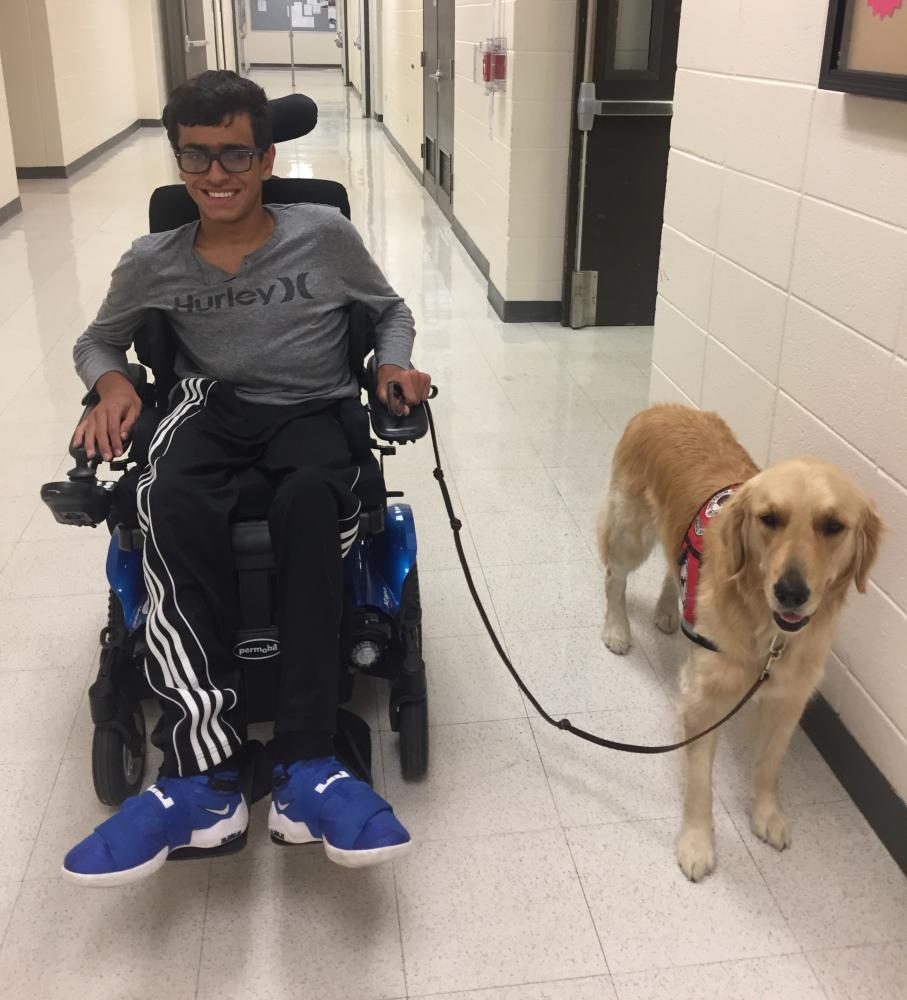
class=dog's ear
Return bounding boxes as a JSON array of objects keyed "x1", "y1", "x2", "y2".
[
  {"x1": 853, "y1": 502, "x2": 883, "y2": 594},
  {"x1": 720, "y1": 486, "x2": 750, "y2": 580}
]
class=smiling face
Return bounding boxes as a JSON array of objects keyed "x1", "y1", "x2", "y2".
[
  {"x1": 177, "y1": 112, "x2": 275, "y2": 225},
  {"x1": 720, "y1": 459, "x2": 882, "y2": 633}
]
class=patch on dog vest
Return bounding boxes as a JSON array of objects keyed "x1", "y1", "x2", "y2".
[{"x1": 678, "y1": 485, "x2": 739, "y2": 652}]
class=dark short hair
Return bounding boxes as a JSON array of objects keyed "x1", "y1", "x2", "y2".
[{"x1": 162, "y1": 71, "x2": 272, "y2": 151}]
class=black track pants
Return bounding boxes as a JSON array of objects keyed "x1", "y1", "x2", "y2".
[{"x1": 136, "y1": 378, "x2": 361, "y2": 777}]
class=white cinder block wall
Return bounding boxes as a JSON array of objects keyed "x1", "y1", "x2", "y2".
[
  {"x1": 0, "y1": 51, "x2": 18, "y2": 211},
  {"x1": 0, "y1": 0, "x2": 168, "y2": 170},
  {"x1": 650, "y1": 0, "x2": 907, "y2": 800},
  {"x1": 382, "y1": 0, "x2": 423, "y2": 167},
  {"x1": 382, "y1": 0, "x2": 575, "y2": 302},
  {"x1": 0, "y1": 0, "x2": 64, "y2": 168},
  {"x1": 44, "y1": 0, "x2": 140, "y2": 165},
  {"x1": 130, "y1": 0, "x2": 169, "y2": 121},
  {"x1": 347, "y1": 0, "x2": 364, "y2": 94},
  {"x1": 499, "y1": 0, "x2": 575, "y2": 302},
  {"x1": 453, "y1": 0, "x2": 576, "y2": 301}
]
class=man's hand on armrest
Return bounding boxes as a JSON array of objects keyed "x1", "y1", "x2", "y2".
[
  {"x1": 376, "y1": 364, "x2": 432, "y2": 417},
  {"x1": 72, "y1": 371, "x2": 142, "y2": 462}
]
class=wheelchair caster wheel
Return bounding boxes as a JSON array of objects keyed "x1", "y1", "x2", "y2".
[
  {"x1": 92, "y1": 708, "x2": 147, "y2": 806},
  {"x1": 398, "y1": 698, "x2": 428, "y2": 781}
]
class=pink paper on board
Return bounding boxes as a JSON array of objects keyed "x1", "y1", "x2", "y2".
[{"x1": 866, "y1": 0, "x2": 904, "y2": 18}]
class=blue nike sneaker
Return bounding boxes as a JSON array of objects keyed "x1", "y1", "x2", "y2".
[
  {"x1": 62, "y1": 772, "x2": 248, "y2": 887},
  {"x1": 269, "y1": 758, "x2": 412, "y2": 868}
]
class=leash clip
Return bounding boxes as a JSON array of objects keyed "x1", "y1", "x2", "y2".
[{"x1": 761, "y1": 634, "x2": 787, "y2": 680}]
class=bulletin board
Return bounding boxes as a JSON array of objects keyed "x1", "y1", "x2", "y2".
[{"x1": 250, "y1": 0, "x2": 336, "y2": 32}]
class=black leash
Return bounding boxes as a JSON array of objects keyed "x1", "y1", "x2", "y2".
[{"x1": 423, "y1": 400, "x2": 782, "y2": 754}]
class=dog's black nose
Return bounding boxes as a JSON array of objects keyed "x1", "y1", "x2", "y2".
[{"x1": 773, "y1": 571, "x2": 810, "y2": 609}]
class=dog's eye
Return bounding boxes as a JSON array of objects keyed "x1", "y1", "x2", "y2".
[
  {"x1": 759, "y1": 512, "x2": 780, "y2": 529},
  {"x1": 821, "y1": 519, "x2": 846, "y2": 537}
]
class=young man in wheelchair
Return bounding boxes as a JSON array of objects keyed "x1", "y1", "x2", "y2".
[{"x1": 63, "y1": 71, "x2": 431, "y2": 886}]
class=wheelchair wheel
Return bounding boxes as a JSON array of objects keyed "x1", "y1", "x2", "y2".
[
  {"x1": 92, "y1": 707, "x2": 146, "y2": 807},
  {"x1": 398, "y1": 697, "x2": 428, "y2": 781}
]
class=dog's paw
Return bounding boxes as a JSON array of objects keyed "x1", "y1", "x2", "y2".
[
  {"x1": 751, "y1": 808, "x2": 791, "y2": 852},
  {"x1": 601, "y1": 622, "x2": 632, "y2": 655},
  {"x1": 654, "y1": 608, "x2": 679, "y2": 634},
  {"x1": 676, "y1": 827, "x2": 715, "y2": 882}
]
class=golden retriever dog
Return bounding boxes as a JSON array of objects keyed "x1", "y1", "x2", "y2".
[{"x1": 597, "y1": 404, "x2": 881, "y2": 881}]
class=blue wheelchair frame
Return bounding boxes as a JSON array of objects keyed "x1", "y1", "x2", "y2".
[{"x1": 107, "y1": 504, "x2": 419, "y2": 637}]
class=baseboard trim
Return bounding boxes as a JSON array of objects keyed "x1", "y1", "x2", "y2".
[
  {"x1": 800, "y1": 693, "x2": 907, "y2": 876},
  {"x1": 138, "y1": 118, "x2": 163, "y2": 128},
  {"x1": 15, "y1": 166, "x2": 66, "y2": 179},
  {"x1": 0, "y1": 196, "x2": 22, "y2": 227},
  {"x1": 487, "y1": 280, "x2": 561, "y2": 323},
  {"x1": 451, "y1": 215, "x2": 489, "y2": 278},
  {"x1": 379, "y1": 123, "x2": 422, "y2": 184},
  {"x1": 16, "y1": 119, "x2": 145, "y2": 180},
  {"x1": 374, "y1": 112, "x2": 383, "y2": 123}
]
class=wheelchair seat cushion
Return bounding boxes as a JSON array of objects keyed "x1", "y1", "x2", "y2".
[
  {"x1": 113, "y1": 448, "x2": 385, "y2": 526},
  {"x1": 233, "y1": 452, "x2": 384, "y2": 520}
]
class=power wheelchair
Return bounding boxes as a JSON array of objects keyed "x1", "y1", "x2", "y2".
[{"x1": 39, "y1": 97, "x2": 430, "y2": 814}]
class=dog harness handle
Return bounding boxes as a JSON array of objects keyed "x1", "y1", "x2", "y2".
[{"x1": 425, "y1": 400, "x2": 783, "y2": 755}]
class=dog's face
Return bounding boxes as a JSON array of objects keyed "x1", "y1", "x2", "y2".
[{"x1": 720, "y1": 459, "x2": 882, "y2": 633}]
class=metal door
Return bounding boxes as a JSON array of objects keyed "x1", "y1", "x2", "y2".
[
  {"x1": 234, "y1": 0, "x2": 249, "y2": 74},
  {"x1": 423, "y1": 0, "x2": 454, "y2": 218},
  {"x1": 564, "y1": 0, "x2": 682, "y2": 327},
  {"x1": 160, "y1": 0, "x2": 211, "y2": 91}
]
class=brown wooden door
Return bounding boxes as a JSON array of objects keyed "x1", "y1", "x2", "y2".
[{"x1": 565, "y1": 0, "x2": 682, "y2": 327}]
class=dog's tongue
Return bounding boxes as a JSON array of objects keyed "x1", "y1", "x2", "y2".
[{"x1": 779, "y1": 612, "x2": 804, "y2": 623}]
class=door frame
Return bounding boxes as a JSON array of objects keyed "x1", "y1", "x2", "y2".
[
  {"x1": 159, "y1": 0, "x2": 188, "y2": 92},
  {"x1": 341, "y1": 0, "x2": 350, "y2": 84},
  {"x1": 362, "y1": 0, "x2": 372, "y2": 117},
  {"x1": 561, "y1": 0, "x2": 590, "y2": 325},
  {"x1": 561, "y1": 0, "x2": 680, "y2": 327}
]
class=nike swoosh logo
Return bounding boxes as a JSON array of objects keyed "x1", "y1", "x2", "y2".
[
  {"x1": 275, "y1": 801, "x2": 291, "y2": 813},
  {"x1": 204, "y1": 804, "x2": 231, "y2": 816}
]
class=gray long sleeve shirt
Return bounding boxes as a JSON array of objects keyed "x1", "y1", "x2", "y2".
[{"x1": 73, "y1": 203, "x2": 415, "y2": 405}]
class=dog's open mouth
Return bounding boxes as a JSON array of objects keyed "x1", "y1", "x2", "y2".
[{"x1": 773, "y1": 611, "x2": 811, "y2": 633}]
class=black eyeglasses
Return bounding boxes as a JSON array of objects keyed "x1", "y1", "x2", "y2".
[{"x1": 176, "y1": 148, "x2": 263, "y2": 174}]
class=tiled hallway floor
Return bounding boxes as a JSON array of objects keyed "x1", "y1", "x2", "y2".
[{"x1": 0, "y1": 69, "x2": 904, "y2": 999}]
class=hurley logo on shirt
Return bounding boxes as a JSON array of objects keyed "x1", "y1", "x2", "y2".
[{"x1": 173, "y1": 272, "x2": 313, "y2": 312}]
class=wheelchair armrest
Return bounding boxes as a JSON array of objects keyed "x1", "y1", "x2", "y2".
[
  {"x1": 365, "y1": 357, "x2": 429, "y2": 444},
  {"x1": 68, "y1": 364, "x2": 150, "y2": 474}
]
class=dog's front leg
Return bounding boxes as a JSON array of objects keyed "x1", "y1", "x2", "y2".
[
  {"x1": 675, "y1": 665, "x2": 739, "y2": 881},
  {"x1": 602, "y1": 566, "x2": 633, "y2": 653},
  {"x1": 750, "y1": 688, "x2": 810, "y2": 851},
  {"x1": 676, "y1": 728, "x2": 720, "y2": 881}
]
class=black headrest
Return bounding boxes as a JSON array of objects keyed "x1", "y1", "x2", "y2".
[
  {"x1": 268, "y1": 94, "x2": 318, "y2": 143},
  {"x1": 148, "y1": 177, "x2": 352, "y2": 233}
]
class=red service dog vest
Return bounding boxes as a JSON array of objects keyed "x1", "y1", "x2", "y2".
[{"x1": 678, "y1": 485, "x2": 739, "y2": 652}]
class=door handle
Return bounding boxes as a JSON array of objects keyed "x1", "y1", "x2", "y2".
[
  {"x1": 595, "y1": 100, "x2": 673, "y2": 116},
  {"x1": 576, "y1": 82, "x2": 672, "y2": 131},
  {"x1": 429, "y1": 69, "x2": 442, "y2": 81},
  {"x1": 184, "y1": 35, "x2": 208, "y2": 52}
]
